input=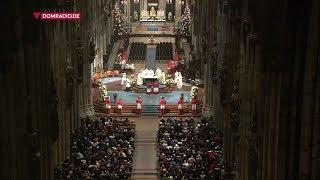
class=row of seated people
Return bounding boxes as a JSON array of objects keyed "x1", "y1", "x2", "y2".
[
  {"x1": 54, "y1": 117, "x2": 135, "y2": 179},
  {"x1": 156, "y1": 42, "x2": 173, "y2": 60},
  {"x1": 158, "y1": 117, "x2": 223, "y2": 179},
  {"x1": 129, "y1": 42, "x2": 146, "y2": 60}
]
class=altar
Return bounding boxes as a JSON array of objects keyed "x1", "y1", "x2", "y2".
[
  {"x1": 143, "y1": 76, "x2": 159, "y2": 84},
  {"x1": 136, "y1": 68, "x2": 166, "y2": 85},
  {"x1": 140, "y1": 8, "x2": 165, "y2": 21},
  {"x1": 140, "y1": 19, "x2": 166, "y2": 25},
  {"x1": 138, "y1": 70, "x2": 160, "y2": 85}
]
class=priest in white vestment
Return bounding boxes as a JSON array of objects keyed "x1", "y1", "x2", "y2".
[
  {"x1": 177, "y1": 72, "x2": 183, "y2": 89},
  {"x1": 125, "y1": 78, "x2": 131, "y2": 91},
  {"x1": 161, "y1": 72, "x2": 166, "y2": 84},
  {"x1": 174, "y1": 71, "x2": 179, "y2": 84},
  {"x1": 121, "y1": 73, "x2": 126, "y2": 85},
  {"x1": 156, "y1": 68, "x2": 162, "y2": 78},
  {"x1": 137, "y1": 71, "x2": 143, "y2": 86}
]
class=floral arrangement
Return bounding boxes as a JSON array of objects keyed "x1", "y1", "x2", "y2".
[
  {"x1": 165, "y1": 78, "x2": 175, "y2": 86},
  {"x1": 99, "y1": 84, "x2": 108, "y2": 99},
  {"x1": 125, "y1": 64, "x2": 135, "y2": 70},
  {"x1": 190, "y1": 85, "x2": 198, "y2": 98}
]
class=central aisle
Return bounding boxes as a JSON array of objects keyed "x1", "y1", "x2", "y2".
[
  {"x1": 132, "y1": 117, "x2": 160, "y2": 180},
  {"x1": 145, "y1": 45, "x2": 156, "y2": 70}
]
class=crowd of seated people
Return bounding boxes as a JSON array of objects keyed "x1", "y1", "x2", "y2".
[
  {"x1": 54, "y1": 117, "x2": 135, "y2": 179},
  {"x1": 158, "y1": 117, "x2": 223, "y2": 179},
  {"x1": 129, "y1": 42, "x2": 147, "y2": 60},
  {"x1": 156, "y1": 42, "x2": 173, "y2": 60}
]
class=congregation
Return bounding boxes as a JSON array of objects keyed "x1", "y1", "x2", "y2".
[
  {"x1": 54, "y1": 117, "x2": 135, "y2": 179},
  {"x1": 158, "y1": 117, "x2": 223, "y2": 179}
]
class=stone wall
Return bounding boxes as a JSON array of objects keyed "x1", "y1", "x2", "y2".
[
  {"x1": 191, "y1": 0, "x2": 320, "y2": 179},
  {"x1": 0, "y1": 0, "x2": 114, "y2": 179}
]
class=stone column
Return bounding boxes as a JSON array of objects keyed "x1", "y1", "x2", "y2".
[
  {"x1": 175, "y1": 0, "x2": 181, "y2": 27},
  {"x1": 299, "y1": 2, "x2": 320, "y2": 177},
  {"x1": 127, "y1": 0, "x2": 131, "y2": 28}
]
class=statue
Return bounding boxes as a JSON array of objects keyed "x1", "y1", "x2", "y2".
[
  {"x1": 133, "y1": 11, "x2": 138, "y2": 21},
  {"x1": 168, "y1": 12, "x2": 172, "y2": 21},
  {"x1": 149, "y1": 7, "x2": 157, "y2": 18}
]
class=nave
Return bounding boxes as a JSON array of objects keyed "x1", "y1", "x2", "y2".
[
  {"x1": 54, "y1": 116, "x2": 224, "y2": 179},
  {"x1": 2, "y1": 0, "x2": 319, "y2": 180}
]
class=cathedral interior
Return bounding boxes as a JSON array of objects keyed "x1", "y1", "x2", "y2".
[{"x1": 1, "y1": 0, "x2": 319, "y2": 179}]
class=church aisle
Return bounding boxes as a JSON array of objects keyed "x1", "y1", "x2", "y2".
[
  {"x1": 145, "y1": 46, "x2": 157, "y2": 70},
  {"x1": 131, "y1": 117, "x2": 160, "y2": 180}
]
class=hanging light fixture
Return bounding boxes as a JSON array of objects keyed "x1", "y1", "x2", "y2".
[
  {"x1": 166, "y1": 0, "x2": 172, "y2": 4},
  {"x1": 134, "y1": 0, "x2": 139, "y2": 3}
]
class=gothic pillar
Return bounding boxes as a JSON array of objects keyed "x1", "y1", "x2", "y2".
[{"x1": 175, "y1": 0, "x2": 181, "y2": 27}]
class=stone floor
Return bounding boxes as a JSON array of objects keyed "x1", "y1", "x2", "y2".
[
  {"x1": 130, "y1": 23, "x2": 174, "y2": 35},
  {"x1": 129, "y1": 37, "x2": 175, "y2": 43},
  {"x1": 131, "y1": 116, "x2": 160, "y2": 180}
]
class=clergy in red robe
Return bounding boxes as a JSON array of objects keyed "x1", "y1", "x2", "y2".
[
  {"x1": 105, "y1": 96, "x2": 111, "y2": 114},
  {"x1": 191, "y1": 96, "x2": 200, "y2": 115},
  {"x1": 153, "y1": 81, "x2": 159, "y2": 94},
  {"x1": 120, "y1": 51, "x2": 128, "y2": 61},
  {"x1": 173, "y1": 51, "x2": 180, "y2": 62},
  {"x1": 120, "y1": 51, "x2": 128, "y2": 70},
  {"x1": 136, "y1": 96, "x2": 143, "y2": 114},
  {"x1": 167, "y1": 60, "x2": 176, "y2": 74},
  {"x1": 116, "y1": 98, "x2": 124, "y2": 114},
  {"x1": 146, "y1": 81, "x2": 152, "y2": 94},
  {"x1": 178, "y1": 97, "x2": 184, "y2": 115},
  {"x1": 159, "y1": 97, "x2": 166, "y2": 114}
]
